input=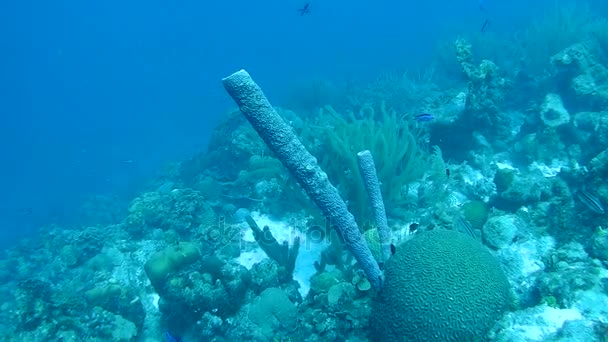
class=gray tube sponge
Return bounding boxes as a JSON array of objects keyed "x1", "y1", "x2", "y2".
[
  {"x1": 357, "y1": 150, "x2": 391, "y2": 262},
  {"x1": 222, "y1": 69, "x2": 383, "y2": 291}
]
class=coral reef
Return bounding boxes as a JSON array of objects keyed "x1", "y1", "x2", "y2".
[
  {"x1": 540, "y1": 93, "x2": 571, "y2": 127},
  {"x1": 144, "y1": 242, "x2": 201, "y2": 293},
  {"x1": 223, "y1": 69, "x2": 383, "y2": 291},
  {"x1": 303, "y1": 103, "x2": 428, "y2": 221},
  {"x1": 551, "y1": 42, "x2": 608, "y2": 109},
  {"x1": 3, "y1": 5, "x2": 608, "y2": 340}
]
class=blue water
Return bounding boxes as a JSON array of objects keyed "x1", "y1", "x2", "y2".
[
  {"x1": 0, "y1": 0, "x2": 599, "y2": 284},
  {"x1": 0, "y1": 0, "x2": 589, "y2": 248}
]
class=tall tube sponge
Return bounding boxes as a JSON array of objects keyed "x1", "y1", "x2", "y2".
[
  {"x1": 357, "y1": 150, "x2": 391, "y2": 263},
  {"x1": 222, "y1": 69, "x2": 383, "y2": 291}
]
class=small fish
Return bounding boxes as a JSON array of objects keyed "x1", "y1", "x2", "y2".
[
  {"x1": 297, "y1": 2, "x2": 311, "y2": 16},
  {"x1": 121, "y1": 159, "x2": 134, "y2": 164},
  {"x1": 16, "y1": 208, "x2": 33, "y2": 216},
  {"x1": 163, "y1": 331, "x2": 182, "y2": 342},
  {"x1": 576, "y1": 191, "x2": 605, "y2": 214},
  {"x1": 390, "y1": 244, "x2": 396, "y2": 255},
  {"x1": 481, "y1": 19, "x2": 489, "y2": 33},
  {"x1": 455, "y1": 216, "x2": 477, "y2": 239},
  {"x1": 446, "y1": 168, "x2": 450, "y2": 179},
  {"x1": 414, "y1": 113, "x2": 434, "y2": 122}
]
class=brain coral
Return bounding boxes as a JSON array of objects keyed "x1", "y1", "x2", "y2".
[
  {"x1": 371, "y1": 229, "x2": 510, "y2": 341},
  {"x1": 248, "y1": 287, "x2": 298, "y2": 338}
]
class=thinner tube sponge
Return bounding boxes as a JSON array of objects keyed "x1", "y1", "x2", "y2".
[
  {"x1": 357, "y1": 150, "x2": 391, "y2": 263},
  {"x1": 222, "y1": 69, "x2": 383, "y2": 291}
]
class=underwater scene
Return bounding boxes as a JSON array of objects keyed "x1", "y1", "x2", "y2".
[{"x1": 4, "y1": 0, "x2": 608, "y2": 341}]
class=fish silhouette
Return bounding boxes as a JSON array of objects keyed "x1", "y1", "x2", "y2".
[{"x1": 298, "y1": 2, "x2": 311, "y2": 16}]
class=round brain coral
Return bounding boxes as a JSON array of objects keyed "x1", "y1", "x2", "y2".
[
  {"x1": 248, "y1": 287, "x2": 297, "y2": 338},
  {"x1": 371, "y1": 229, "x2": 510, "y2": 341}
]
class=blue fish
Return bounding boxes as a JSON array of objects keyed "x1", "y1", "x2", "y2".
[
  {"x1": 163, "y1": 331, "x2": 183, "y2": 342},
  {"x1": 414, "y1": 113, "x2": 434, "y2": 122}
]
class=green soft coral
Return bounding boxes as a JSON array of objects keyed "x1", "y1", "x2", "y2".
[{"x1": 305, "y1": 102, "x2": 427, "y2": 221}]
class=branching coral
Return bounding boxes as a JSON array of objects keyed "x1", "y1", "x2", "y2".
[
  {"x1": 244, "y1": 214, "x2": 300, "y2": 281},
  {"x1": 454, "y1": 38, "x2": 514, "y2": 139}
]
